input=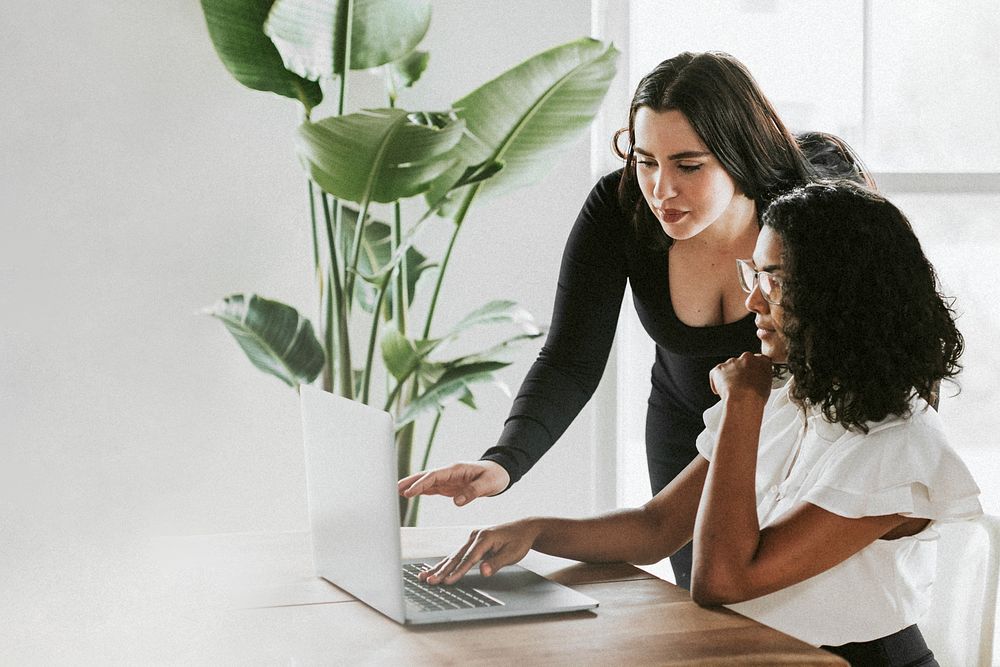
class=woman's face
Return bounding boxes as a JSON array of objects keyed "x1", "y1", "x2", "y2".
[
  {"x1": 632, "y1": 107, "x2": 746, "y2": 241},
  {"x1": 744, "y1": 226, "x2": 788, "y2": 362}
]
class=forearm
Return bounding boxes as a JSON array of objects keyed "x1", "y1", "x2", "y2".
[
  {"x1": 692, "y1": 394, "x2": 767, "y2": 599},
  {"x1": 487, "y1": 355, "x2": 614, "y2": 485},
  {"x1": 527, "y1": 506, "x2": 687, "y2": 566},
  {"x1": 422, "y1": 457, "x2": 708, "y2": 585}
]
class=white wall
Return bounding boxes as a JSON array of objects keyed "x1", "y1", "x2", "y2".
[{"x1": 2, "y1": 0, "x2": 608, "y2": 659}]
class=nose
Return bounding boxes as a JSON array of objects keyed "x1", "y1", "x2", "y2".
[
  {"x1": 745, "y1": 281, "x2": 769, "y2": 315},
  {"x1": 652, "y1": 167, "x2": 677, "y2": 202}
]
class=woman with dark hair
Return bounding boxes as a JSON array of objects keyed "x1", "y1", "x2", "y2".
[
  {"x1": 418, "y1": 181, "x2": 980, "y2": 665},
  {"x1": 796, "y1": 130, "x2": 876, "y2": 188},
  {"x1": 400, "y1": 52, "x2": 856, "y2": 588}
]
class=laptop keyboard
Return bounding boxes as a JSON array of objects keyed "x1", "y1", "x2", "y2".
[{"x1": 402, "y1": 563, "x2": 503, "y2": 612}]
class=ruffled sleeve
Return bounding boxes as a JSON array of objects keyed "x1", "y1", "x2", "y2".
[
  {"x1": 695, "y1": 399, "x2": 726, "y2": 461},
  {"x1": 802, "y1": 405, "x2": 982, "y2": 521}
]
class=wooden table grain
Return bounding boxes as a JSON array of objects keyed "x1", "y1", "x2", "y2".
[{"x1": 157, "y1": 527, "x2": 847, "y2": 665}]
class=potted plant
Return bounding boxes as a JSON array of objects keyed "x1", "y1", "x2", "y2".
[{"x1": 199, "y1": 0, "x2": 618, "y2": 525}]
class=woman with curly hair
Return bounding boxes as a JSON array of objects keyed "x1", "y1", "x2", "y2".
[{"x1": 417, "y1": 181, "x2": 981, "y2": 665}]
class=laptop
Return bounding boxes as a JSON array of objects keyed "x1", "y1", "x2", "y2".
[{"x1": 299, "y1": 384, "x2": 599, "y2": 624}]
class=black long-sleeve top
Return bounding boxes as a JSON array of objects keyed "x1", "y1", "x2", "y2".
[{"x1": 481, "y1": 170, "x2": 759, "y2": 487}]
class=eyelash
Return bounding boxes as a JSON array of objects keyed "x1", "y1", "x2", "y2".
[{"x1": 635, "y1": 159, "x2": 702, "y2": 173}]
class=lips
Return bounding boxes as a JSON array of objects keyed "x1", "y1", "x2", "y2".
[
  {"x1": 657, "y1": 209, "x2": 688, "y2": 224},
  {"x1": 755, "y1": 320, "x2": 775, "y2": 339}
]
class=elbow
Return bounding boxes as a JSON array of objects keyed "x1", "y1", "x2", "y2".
[
  {"x1": 690, "y1": 578, "x2": 730, "y2": 607},
  {"x1": 690, "y1": 560, "x2": 751, "y2": 607}
]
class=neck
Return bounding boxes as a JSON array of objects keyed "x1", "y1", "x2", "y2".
[{"x1": 679, "y1": 195, "x2": 758, "y2": 251}]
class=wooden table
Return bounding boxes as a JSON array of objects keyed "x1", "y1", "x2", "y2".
[{"x1": 157, "y1": 527, "x2": 847, "y2": 665}]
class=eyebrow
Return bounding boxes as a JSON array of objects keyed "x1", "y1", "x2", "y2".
[
  {"x1": 634, "y1": 147, "x2": 712, "y2": 160},
  {"x1": 748, "y1": 260, "x2": 782, "y2": 273}
]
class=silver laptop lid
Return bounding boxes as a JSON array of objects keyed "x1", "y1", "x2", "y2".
[{"x1": 300, "y1": 385, "x2": 406, "y2": 623}]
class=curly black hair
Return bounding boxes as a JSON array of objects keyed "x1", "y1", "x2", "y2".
[{"x1": 763, "y1": 181, "x2": 963, "y2": 432}]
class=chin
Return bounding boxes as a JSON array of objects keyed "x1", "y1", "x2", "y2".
[
  {"x1": 659, "y1": 222, "x2": 702, "y2": 241},
  {"x1": 762, "y1": 343, "x2": 788, "y2": 362}
]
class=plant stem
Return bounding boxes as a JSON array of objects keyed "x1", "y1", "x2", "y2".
[
  {"x1": 418, "y1": 410, "x2": 442, "y2": 475},
  {"x1": 322, "y1": 193, "x2": 353, "y2": 398},
  {"x1": 309, "y1": 180, "x2": 320, "y2": 273},
  {"x1": 384, "y1": 375, "x2": 404, "y2": 412},
  {"x1": 391, "y1": 201, "x2": 408, "y2": 334},
  {"x1": 308, "y1": 180, "x2": 331, "y2": 391},
  {"x1": 360, "y1": 275, "x2": 391, "y2": 404},
  {"x1": 396, "y1": 377, "x2": 420, "y2": 524},
  {"x1": 422, "y1": 187, "x2": 478, "y2": 339},
  {"x1": 343, "y1": 199, "x2": 371, "y2": 309},
  {"x1": 385, "y1": 65, "x2": 398, "y2": 109},
  {"x1": 324, "y1": 272, "x2": 336, "y2": 393},
  {"x1": 337, "y1": 0, "x2": 354, "y2": 115},
  {"x1": 403, "y1": 409, "x2": 443, "y2": 526},
  {"x1": 330, "y1": 0, "x2": 354, "y2": 319},
  {"x1": 384, "y1": 87, "x2": 409, "y2": 337}
]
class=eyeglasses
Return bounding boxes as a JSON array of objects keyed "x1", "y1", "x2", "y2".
[{"x1": 736, "y1": 259, "x2": 783, "y2": 305}]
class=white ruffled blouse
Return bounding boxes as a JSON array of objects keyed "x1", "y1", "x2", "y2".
[{"x1": 694, "y1": 378, "x2": 982, "y2": 647}]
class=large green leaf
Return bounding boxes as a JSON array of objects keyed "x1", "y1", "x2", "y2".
[
  {"x1": 204, "y1": 294, "x2": 325, "y2": 387},
  {"x1": 381, "y1": 329, "x2": 439, "y2": 381},
  {"x1": 391, "y1": 50, "x2": 430, "y2": 89},
  {"x1": 336, "y1": 206, "x2": 434, "y2": 313},
  {"x1": 297, "y1": 108, "x2": 464, "y2": 204},
  {"x1": 265, "y1": 0, "x2": 431, "y2": 80},
  {"x1": 381, "y1": 300, "x2": 539, "y2": 383},
  {"x1": 445, "y1": 331, "x2": 545, "y2": 368},
  {"x1": 347, "y1": 212, "x2": 433, "y2": 299},
  {"x1": 427, "y1": 38, "x2": 618, "y2": 212},
  {"x1": 200, "y1": 0, "x2": 322, "y2": 110},
  {"x1": 448, "y1": 300, "x2": 541, "y2": 338},
  {"x1": 396, "y1": 361, "x2": 511, "y2": 428}
]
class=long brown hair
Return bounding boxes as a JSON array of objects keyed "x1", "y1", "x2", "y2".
[{"x1": 614, "y1": 52, "x2": 813, "y2": 251}]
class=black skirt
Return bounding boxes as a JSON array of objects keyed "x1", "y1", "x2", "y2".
[{"x1": 821, "y1": 624, "x2": 938, "y2": 667}]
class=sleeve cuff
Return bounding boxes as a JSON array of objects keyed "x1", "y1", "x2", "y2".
[{"x1": 478, "y1": 453, "x2": 517, "y2": 493}]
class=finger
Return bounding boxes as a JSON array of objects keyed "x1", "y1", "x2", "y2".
[
  {"x1": 422, "y1": 550, "x2": 466, "y2": 584},
  {"x1": 423, "y1": 532, "x2": 479, "y2": 584},
  {"x1": 709, "y1": 366, "x2": 722, "y2": 395},
  {"x1": 427, "y1": 530, "x2": 489, "y2": 584},
  {"x1": 419, "y1": 556, "x2": 450, "y2": 581},
  {"x1": 397, "y1": 470, "x2": 425, "y2": 490},
  {"x1": 442, "y1": 534, "x2": 496, "y2": 584},
  {"x1": 480, "y1": 542, "x2": 528, "y2": 578},
  {"x1": 402, "y1": 470, "x2": 447, "y2": 498}
]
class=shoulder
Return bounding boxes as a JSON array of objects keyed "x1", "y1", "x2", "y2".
[
  {"x1": 593, "y1": 168, "x2": 624, "y2": 197},
  {"x1": 840, "y1": 396, "x2": 950, "y2": 457},
  {"x1": 814, "y1": 396, "x2": 957, "y2": 472},
  {"x1": 806, "y1": 397, "x2": 982, "y2": 520},
  {"x1": 577, "y1": 169, "x2": 626, "y2": 221},
  {"x1": 561, "y1": 169, "x2": 632, "y2": 261}
]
